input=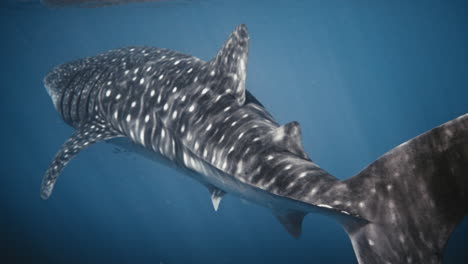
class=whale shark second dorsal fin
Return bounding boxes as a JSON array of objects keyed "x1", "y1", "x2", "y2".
[
  {"x1": 270, "y1": 121, "x2": 309, "y2": 160},
  {"x1": 40, "y1": 119, "x2": 123, "y2": 200},
  {"x1": 210, "y1": 24, "x2": 249, "y2": 105}
]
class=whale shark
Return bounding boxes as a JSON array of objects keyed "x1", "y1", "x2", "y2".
[{"x1": 41, "y1": 24, "x2": 468, "y2": 264}]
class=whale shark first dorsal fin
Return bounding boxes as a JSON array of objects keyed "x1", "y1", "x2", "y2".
[
  {"x1": 210, "y1": 24, "x2": 249, "y2": 105},
  {"x1": 270, "y1": 121, "x2": 309, "y2": 160},
  {"x1": 40, "y1": 119, "x2": 123, "y2": 200},
  {"x1": 244, "y1": 90, "x2": 264, "y2": 107}
]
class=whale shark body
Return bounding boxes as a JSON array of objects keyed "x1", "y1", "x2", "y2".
[{"x1": 42, "y1": 25, "x2": 468, "y2": 263}]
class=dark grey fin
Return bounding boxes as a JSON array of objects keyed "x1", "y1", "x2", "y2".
[
  {"x1": 40, "y1": 119, "x2": 123, "y2": 200},
  {"x1": 210, "y1": 24, "x2": 249, "y2": 105},
  {"x1": 333, "y1": 113, "x2": 468, "y2": 264},
  {"x1": 205, "y1": 185, "x2": 226, "y2": 212},
  {"x1": 271, "y1": 121, "x2": 309, "y2": 160},
  {"x1": 273, "y1": 209, "x2": 307, "y2": 239},
  {"x1": 245, "y1": 90, "x2": 264, "y2": 108}
]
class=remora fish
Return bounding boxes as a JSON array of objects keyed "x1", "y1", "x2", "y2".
[{"x1": 41, "y1": 24, "x2": 468, "y2": 264}]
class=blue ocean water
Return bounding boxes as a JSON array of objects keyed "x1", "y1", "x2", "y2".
[{"x1": 1, "y1": 0, "x2": 467, "y2": 263}]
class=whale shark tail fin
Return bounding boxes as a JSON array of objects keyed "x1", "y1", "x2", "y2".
[{"x1": 333, "y1": 114, "x2": 468, "y2": 264}]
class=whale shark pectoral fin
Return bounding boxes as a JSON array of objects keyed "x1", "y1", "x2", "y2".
[
  {"x1": 40, "y1": 120, "x2": 122, "y2": 200},
  {"x1": 210, "y1": 24, "x2": 249, "y2": 105},
  {"x1": 273, "y1": 209, "x2": 307, "y2": 239},
  {"x1": 270, "y1": 121, "x2": 309, "y2": 160},
  {"x1": 205, "y1": 184, "x2": 226, "y2": 211}
]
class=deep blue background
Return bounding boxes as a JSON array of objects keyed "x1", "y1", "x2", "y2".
[{"x1": 1, "y1": 0, "x2": 467, "y2": 263}]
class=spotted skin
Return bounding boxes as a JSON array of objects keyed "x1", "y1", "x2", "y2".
[
  {"x1": 40, "y1": 119, "x2": 122, "y2": 199},
  {"x1": 41, "y1": 25, "x2": 467, "y2": 264}
]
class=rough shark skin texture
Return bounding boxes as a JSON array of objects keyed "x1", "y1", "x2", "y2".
[{"x1": 41, "y1": 25, "x2": 467, "y2": 264}]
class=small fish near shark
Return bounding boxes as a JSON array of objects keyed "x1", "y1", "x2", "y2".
[{"x1": 41, "y1": 24, "x2": 468, "y2": 264}]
